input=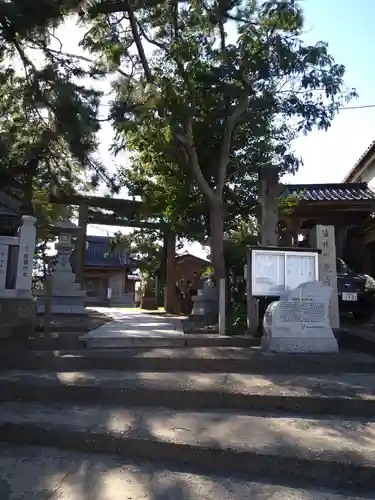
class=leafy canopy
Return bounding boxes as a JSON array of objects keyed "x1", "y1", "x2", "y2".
[
  {"x1": 0, "y1": 0, "x2": 121, "y2": 204},
  {"x1": 78, "y1": 0, "x2": 355, "y2": 243}
]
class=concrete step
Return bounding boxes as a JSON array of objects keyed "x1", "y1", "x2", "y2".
[
  {"x1": 2, "y1": 347, "x2": 375, "y2": 373},
  {"x1": 0, "y1": 444, "x2": 370, "y2": 500},
  {"x1": 1, "y1": 370, "x2": 375, "y2": 417},
  {"x1": 0, "y1": 402, "x2": 374, "y2": 490},
  {"x1": 80, "y1": 334, "x2": 257, "y2": 349}
]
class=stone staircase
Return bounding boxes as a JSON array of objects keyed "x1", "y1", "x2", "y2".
[{"x1": 0, "y1": 346, "x2": 375, "y2": 498}]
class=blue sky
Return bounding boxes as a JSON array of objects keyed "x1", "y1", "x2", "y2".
[
  {"x1": 285, "y1": 0, "x2": 375, "y2": 184},
  {"x1": 57, "y1": 1, "x2": 375, "y2": 254}
]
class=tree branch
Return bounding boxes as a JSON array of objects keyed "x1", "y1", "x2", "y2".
[
  {"x1": 125, "y1": 3, "x2": 153, "y2": 82},
  {"x1": 175, "y1": 113, "x2": 215, "y2": 204},
  {"x1": 216, "y1": 21, "x2": 280, "y2": 196},
  {"x1": 216, "y1": 92, "x2": 249, "y2": 196},
  {"x1": 34, "y1": 45, "x2": 130, "y2": 78}
]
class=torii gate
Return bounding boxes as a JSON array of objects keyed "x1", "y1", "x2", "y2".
[{"x1": 49, "y1": 193, "x2": 177, "y2": 313}]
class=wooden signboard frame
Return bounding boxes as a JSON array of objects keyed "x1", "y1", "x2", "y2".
[{"x1": 247, "y1": 246, "x2": 321, "y2": 298}]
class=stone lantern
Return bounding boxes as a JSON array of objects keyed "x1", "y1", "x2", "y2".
[{"x1": 36, "y1": 209, "x2": 86, "y2": 315}]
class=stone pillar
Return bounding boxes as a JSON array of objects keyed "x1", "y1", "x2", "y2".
[
  {"x1": 15, "y1": 215, "x2": 37, "y2": 296},
  {"x1": 259, "y1": 166, "x2": 279, "y2": 246},
  {"x1": 164, "y1": 231, "x2": 176, "y2": 313},
  {"x1": 75, "y1": 204, "x2": 88, "y2": 285},
  {"x1": 245, "y1": 253, "x2": 259, "y2": 335},
  {"x1": 309, "y1": 225, "x2": 340, "y2": 329}
]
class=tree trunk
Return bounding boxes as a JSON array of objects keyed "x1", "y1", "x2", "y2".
[
  {"x1": 209, "y1": 200, "x2": 226, "y2": 281},
  {"x1": 259, "y1": 166, "x2": 280, "y2": 246},
  {"x1": 23, "y1": 158, "x2": 38, "y2": 216}
]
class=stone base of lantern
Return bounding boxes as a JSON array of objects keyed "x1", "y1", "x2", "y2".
[
  {"x1": 36, "y1": 280, "x2": 86, "y2": 316},
  {"x1": 36, "y1": 291, "x2": 86, "y2": 315},
  {"x1": 0, "y1": 296, "x2": 36, "y2": 340}
]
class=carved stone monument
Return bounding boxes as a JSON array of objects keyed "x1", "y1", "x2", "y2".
[
  {"x1": 191, "y1": 277, "x2": 218, "y2": 319},
  {"x1": 262, "y1": 281, "x2": 339, "y2": 353},
  {"x1": 0, "y1": 215, "x2": 37, "y2": 339},
  {"x1": 309, "y1": 225, "x2": 340, "y2": 329},
  {"x1": 37, "y1": 211, "x2": 86, "y2": 315}
]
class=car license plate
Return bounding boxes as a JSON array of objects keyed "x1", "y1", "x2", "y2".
[{"x1": 342, "y1": 293, "x2": 357, "y2": 301}]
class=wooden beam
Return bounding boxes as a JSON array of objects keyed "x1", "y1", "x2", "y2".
[
  {"x1": 50, "y1": 193, "x2": 148, "y2": 213},
  {"x1": 88, "y1": 215, "x2": 160, "y2": 229},
  {"x1": 288, "y1": 211, "x2": 371, "y2": 224}
]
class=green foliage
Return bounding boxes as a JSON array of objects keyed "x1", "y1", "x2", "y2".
[
  {"x1": 226, "y1": 300, "x2": 248, "y2": 335},
  {"x1": 0, "y1": 0, "x2": 357, "y2": 282},
  {"x1": 224, "y1": 217, "x2": 257, "y2": 332},
  {"x1": 0, "y1": 0, "x2": 124, "y2": 285},
  {"x1": 79, "y1": 0, "x2": 356, "y2": 246},
  {"x1": 0, "y1": 0, "x2": 121, "y2": 220}
]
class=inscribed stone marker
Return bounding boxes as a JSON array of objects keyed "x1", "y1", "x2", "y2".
[
  {"x1": 262, "y1": 280, "x2": 338, "y2": 353},
  {"x1": 309, "y1": 225, "x2": 339, "y2": 329}
]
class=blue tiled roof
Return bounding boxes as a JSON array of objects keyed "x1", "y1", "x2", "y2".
[{"x1": 72, "y1": 235, "x2": 136, "y2": 269}]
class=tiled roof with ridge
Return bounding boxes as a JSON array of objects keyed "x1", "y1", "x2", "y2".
[
  {"x1": 281, "y1": 183, "x2": 375, "y2": 202},
  {"x1": 73, "y1": 235, "x2": 136, "y2": 268}
]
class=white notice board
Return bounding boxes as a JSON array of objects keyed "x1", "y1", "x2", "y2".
[{"x1": 251, "y1": 249, "x2": 319, "y2": 296}]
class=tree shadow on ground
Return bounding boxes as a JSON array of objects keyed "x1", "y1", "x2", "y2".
[
  {"x1": 1, "y1": 443, "x2": 374, "y2": 500},
  {"x1": 2, "y1": 317, "x2": 375, "y2": 498},
  {"x1": 1, "y1": 391, "x2": 374, "y2": 499}
]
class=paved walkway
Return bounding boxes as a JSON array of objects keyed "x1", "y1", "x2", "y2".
[{"x1": 83, "y1": 308, "x2": 183, "y2": 339}]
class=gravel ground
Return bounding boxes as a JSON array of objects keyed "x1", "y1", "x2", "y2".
[{"x1": 34, "y1": 310, "x2": 114, "y2": 334}]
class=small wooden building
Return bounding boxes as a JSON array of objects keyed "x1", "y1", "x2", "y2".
[
  {"x1": 71, "y1": 235, "x2": 139, "y2": 306},
  {"x1": 280, "y1": 182, "x2": 375, "y2": 275},
  {"x1": 174, "y1": 253, "x2": 210, "y2": 285}
]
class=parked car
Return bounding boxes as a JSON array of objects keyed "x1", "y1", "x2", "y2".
[{"x1": 336, "y1": 258, "x2": 375, "y2": 321}]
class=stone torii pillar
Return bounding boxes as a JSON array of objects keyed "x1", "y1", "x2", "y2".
[
  {"x1": 164, "y1": 230, "x2": 176, "y2": 313},
  {"x1": 75, "y1": 204, "x2": 88, "y2": 285}
]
